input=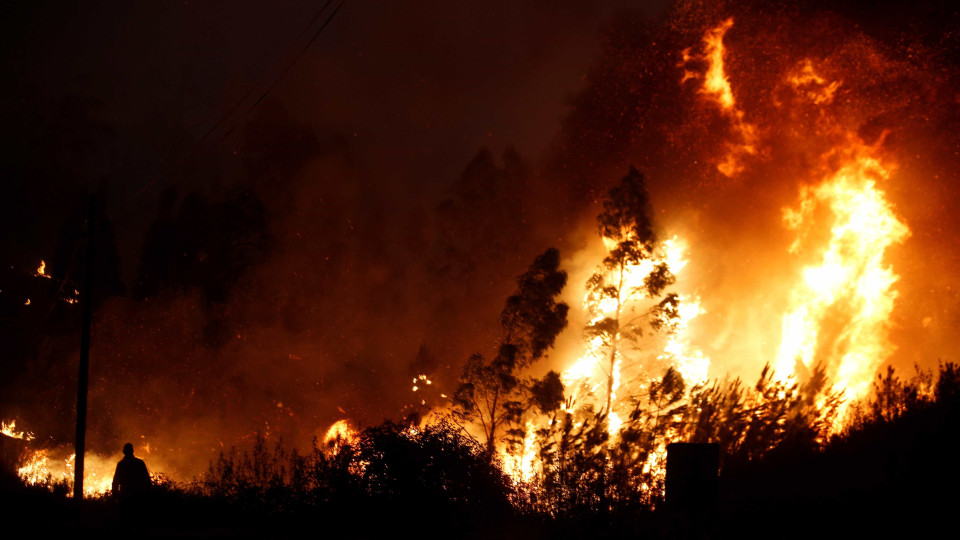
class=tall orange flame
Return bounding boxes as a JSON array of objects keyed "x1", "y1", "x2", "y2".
[{"x1": 776, "y1": 142, "x2": 910, "y2": 402}]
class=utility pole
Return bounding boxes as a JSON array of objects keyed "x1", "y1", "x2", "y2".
[{"x1": 74, "y1": 196, "x2": 95, "y2": 500}]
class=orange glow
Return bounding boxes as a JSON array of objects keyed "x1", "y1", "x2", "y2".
[
  {"x1": 508, "y1": 18, "x2": 916, "y2": 491},
  {"x1": 684, "y1": 21, "x2": 910, "y2": 419},
  {"x1": 4, "y1": 11, "x2": 930, "y2": 504},
  {"x1": 8, "y1": 428, "x2": 175, "y2": 497}
]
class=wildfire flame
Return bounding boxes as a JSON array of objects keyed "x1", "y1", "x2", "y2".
[
  {"x1": 4, "y1": 418, "x2": 172, "y2": 497},
  {"x1": 501, "y1": 421, "x2": 538, "y2": 484},
  {"x1": 323, "y1": 419, "x2": 357, "y2": 452},
  {"x1": 16, "y1": 449, "x2": 117, "y2": 497},
  {"x1": 1, "y1": 419, "x2": 35, "y2": 440},
  {"x1": 497, "y1": 17, "x2": 914, "y2": 486},
  {"x1": 681, "y1": 19, "x2": 910, "y2": 420},
  {"x1": 788, "y1": 59, "x2": 842, "y2": 105},
  {"x1": 775, "y1": 141, "x2": 910, "y2": 402},
  {"x1": 35, "y1": 260, "x2": 51, "y2": 279},
  {"x1": 688, "y1": 17, "x2": 758, "y2": 177},
  {"x1": 702, "y1": 18, "x2": 736, "y2": 110},
  {"x1": 561, "y1": 236, "x2": 708, "y2": 438}
]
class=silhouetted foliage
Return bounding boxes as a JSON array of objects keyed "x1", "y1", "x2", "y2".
[
  {"x1": 531, "y1": 370, "x2": 565, "y2": 415},
  {"x1": 453, "y1": 247, "x2": 569, "y2": 454},
  {"x1": 355, "y1": 420, "x2": 514, "y2": 519},
  {"x1": 532, "y1": 402, "x2": 610, "y2": 516},
  {"x1": 529, "y1": 358, "x2": 851, "y2": 517},
  {"x1": 199, "y1": 418, "x2": 516, "y2": 537},
  {"x1": 681, "y1": 363, "x2": 841, "y2": 465},
  {"x1": 935, "y1": 360, "x2": 960, "y2": 403},
  {"x1": 847, "y1": 364, "x2": 934, "y2": 427},
  {"x1": 8, "y1": 361, "x2": 960, "y2": 537},
  {"x1": 717, "y1": 360, "x2": 960, "y2": 539}
]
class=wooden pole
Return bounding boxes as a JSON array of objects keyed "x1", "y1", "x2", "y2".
[{"x1": 74, "y1": 196, "x2": 95, "y2": 500}]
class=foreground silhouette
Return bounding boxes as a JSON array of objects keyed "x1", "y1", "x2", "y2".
[
  {"x1": 5, "y1": 363, "x2": 959, "y2": 538},
  {"x1": 112, "y1": 442, "x2": 151, "y2": 498}
]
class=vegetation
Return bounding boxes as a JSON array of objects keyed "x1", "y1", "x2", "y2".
[
  {"x1": 5, "y1": 361, "x2": 959, "y2": 538},
  {"x1": 584, "y1": 166, "x2": 678, "y2": 418},
  {"x1": 452, "y1": 247, "x2": 569, "y2": 455}
]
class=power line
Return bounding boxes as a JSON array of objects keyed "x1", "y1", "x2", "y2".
[
  {"x1": 106, "y1": 0, "x2": 344, "y2": 219},
  {"x1": 242, "y1": 1, "x2": 344, "y2": 120}
]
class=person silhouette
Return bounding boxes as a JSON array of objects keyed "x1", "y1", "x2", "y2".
[{"x1": 112, "y1": 442, "x2": 152, "y2": 498}]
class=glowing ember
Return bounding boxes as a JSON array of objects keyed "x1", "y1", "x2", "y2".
[
  {"x1": 411, "y1": 374, "x2": 432, "y2": 392},
  {"x1": 35, "y1": 260, "x2": 51, "y2": 279}
]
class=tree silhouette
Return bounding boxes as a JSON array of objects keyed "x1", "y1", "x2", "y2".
[
  {"x1": 453, "y1": 248, "x2": 569, "y2": 455},
  {"x1": 615, "y1": 367, "x2": 686, "y2": 484},
  {"x1": 585, "y1": 167, "x2": 678, "y2": 418}
]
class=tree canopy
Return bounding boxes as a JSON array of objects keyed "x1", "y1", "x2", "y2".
[{"x1": 454, "y1": 247, "x2": 569, "y2": 454}]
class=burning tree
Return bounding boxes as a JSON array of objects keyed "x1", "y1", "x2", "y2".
[
  {"x1": 583, "y1": 167, "x2": 679, "y2": 422},
  {"x1": 453, "y1": 248, "x2": 569, "y2": 455}
]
